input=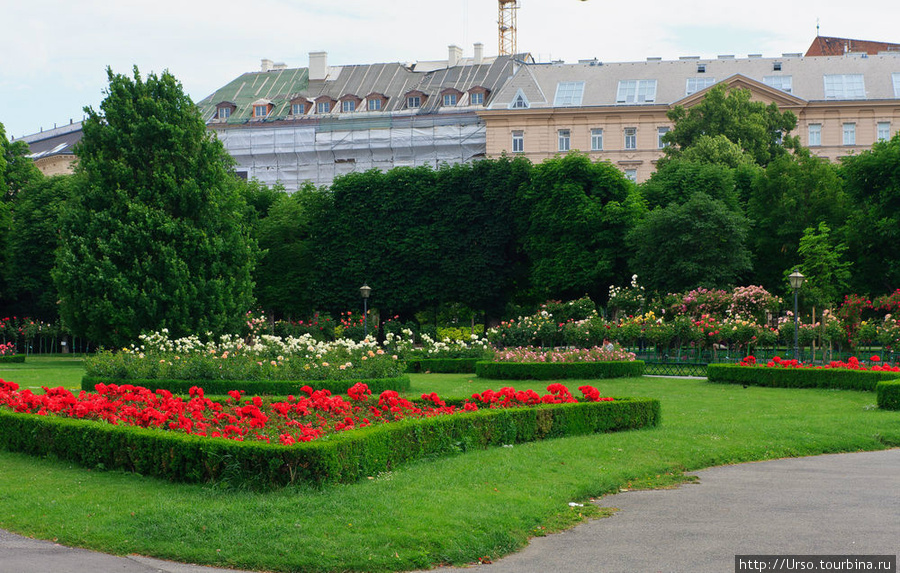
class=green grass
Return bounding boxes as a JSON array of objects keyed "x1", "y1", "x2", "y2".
[
  {"x1": 0, "y1": 355, "x2": 85, "y2": 391},
  {"x1": 1, "y1": 365, "x2": 899, "y2": 572}
]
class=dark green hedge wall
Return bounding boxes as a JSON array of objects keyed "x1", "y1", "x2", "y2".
[
  {"x1": 475, "y1": 360, "x2": 644, "y2": 380},
  {"x1": 706, "y1": 364, "x2": 900, "y2": 392}
]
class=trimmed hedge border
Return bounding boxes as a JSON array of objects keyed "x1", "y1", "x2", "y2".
[
  {"x1": 0, "y1": 396, "x2": 660, "y2": 489},
  {"x1": 876, "y1": 381, "x2": 900, "y2": 410},
  {"x1": 475, "y1": 360, "x2": 644, "y2": 380},
  {"x1": 707, "y1": 364, "x2": 900, "y2": 392},
  {"x1": 405, "y1": 358, "x2": 480, "y2": 374},
  {"x1": 0, "y1": 355, "x2": 26, "y2": 364},
  {"x1": 81, "y1": 376, "x2": 411, "y2": 396}
]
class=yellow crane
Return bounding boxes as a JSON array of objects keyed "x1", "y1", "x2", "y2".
[{"x1": 499, "y1": 0, "x2": 588, "y2": 56}]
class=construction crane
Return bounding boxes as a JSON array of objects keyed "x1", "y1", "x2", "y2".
[{"x1": 499, "y1": 0, "x2": 588, "y2": 56}]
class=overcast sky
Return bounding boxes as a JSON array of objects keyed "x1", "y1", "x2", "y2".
[{"x1": 2, "y1": 0, "x2": 897, "y2": 139}]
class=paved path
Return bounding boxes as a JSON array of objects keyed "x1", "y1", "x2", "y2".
[{"x1": 2, "y1": 450, "x2": 898, "y2": 573}]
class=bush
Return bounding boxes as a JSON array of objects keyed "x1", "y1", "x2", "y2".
[
  {"x1": 82, "y1": 376, "x2": 411, "y2": 396},
  {"x1": 476, "y1": 361, "x2": 644, "y2": 380},
  {"x1": 405, "y1": 359, "x2": 480, "y2": 374},
  {"x1": 0, "y1": 396, "x2": 660, "y2": 489},
  {"x1": 706, "y1": 364, "x2": 900, "y2": 391},
  {"x1": 876, "y1": 381, "x2": 900, "y2": 410},
  {"x1": 0, "y1": 355, "x2": 25, "y2": 364}
]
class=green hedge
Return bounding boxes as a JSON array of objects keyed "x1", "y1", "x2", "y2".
[
  {"x1": 0, "y1": 355, "x2": 25, "y2": 364},
  {"x1": 405, "y1": 358, "x2": 480, "y2": 374},
  {"x1": 707, "y1": 364, "x2": 900, "y2": 392},
  {"x1": 0, "y1": 397, "x2": 659, "y2": 490},
  {"x1": 81, "y1": 376, "x2": 411, "y2": 396},
  {"x1": 876, "y1": 381, "x2": 900, "y2": 410},
  {"x1": 475, "y1": 360, "x2": 644, "y2": 380}
]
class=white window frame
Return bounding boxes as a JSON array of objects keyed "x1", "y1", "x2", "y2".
[
  {"x1": 824, "y1": 74, "x2": 866, "y2": 100},
  {"x1": 893, "y1": 73, "x2": 900, "y2": 98},
  {"x1": 877, "y1": 122, "x2": 891, "y2": 142},
  {"x1": 624, "y1": 169, "x2": 637, "y2": 181},
  {"x1": 624, "y1": 127, "x2": 637, "y2": 150},
  {"x1": 254, "y1": 105, "x2": 268, "y2": 118},
  {"x1": 808, "y1": 123, "x2": 822, "y2": 147},
  {"x1": 842, "y1": 122, "x2": 856, "y2": 146},
  {"x1": 511, "y1": 130, "x2": 524, "y2": 153},
  {"x1": 217, "y1": 107, "x2": 231, "y2": 119},
  {"x1": 407, "y1": 96, "x2": 421, "y2": 109},
  {"x1": 590, "y1": 128, "x2": 603, "y2": 151},
  {"x1": 685, "y1": 77, "x2": 716, "y2": 96},
  {"x1": 558, "y1": 129, "x2": 571, "y2": 152},
  {"x1": 553, "y1": 81, "x2": 585, "y2": 106},
  {"x1": 443, "y1": 93, "x2": 457, "y2": 107},
  {"x1": 367, "y1": 98, "x2": 382, "y2": 111},
  {"x1": 763, "y1": 75, "x2": 793, "y2": 94},
  {"x1": 657, "y1": 126, "x2": 670, "y2": 149},
  {"x1": 341, "y1": 100, "x2": 355, "y2": 113},
  {"x1": 509, "y1": 89, "x2": 529, "y2": 109},
  {"x1": 316, "y1": 101, "x2": 330, "y2": 113},
  {"x1": 291, "y1": 103, "x2": 304, "y2": 116},
  {"x1": 617, "y1": 80, "x2": 657, "y2": 104},
  {"x1": 470, "y1": 92, "x2": 484, "y2": 105}
]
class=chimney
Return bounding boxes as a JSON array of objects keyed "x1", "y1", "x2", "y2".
[
  {"x1": 260, "y1": 58, "x2": 273, "y2": 72},
  {"x1": 448, "y1": 44, "x2": 462, "y2": 67},
  {"x1": 309, "y1": 51, "x2": 328, "y2": 81},
  {"x1": 474, "y1": 43, "x2": 484, "y2": 65}
]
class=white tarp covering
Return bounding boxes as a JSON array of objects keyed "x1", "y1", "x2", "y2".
[{"x1": 215, "y1": 117, "x2": 486, "y2": 192}]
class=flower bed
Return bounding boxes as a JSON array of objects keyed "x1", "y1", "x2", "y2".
[
  {"x1": 477, "y1": 347, "x2": 643, "y2": 380},
  {"x1": 707, "y1": 356, "x2": 900, "y2": 392},
  {"x1": 0, "y1": 380, "x2": 660, "y2": 488},
  {"x1": 81, "y1": 375, "x2": 411, "y2": 396},
  {"x1": 405, "y1": 358, "x2": 480, "y2": 374}
]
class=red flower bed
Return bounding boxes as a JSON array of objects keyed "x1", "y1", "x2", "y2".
[
  {"x1": 0, "y1": 380, "x2": 613, "y2": 446},
  {"x1": 738, "y1": 355, "x2": 900, "y2": 372}
]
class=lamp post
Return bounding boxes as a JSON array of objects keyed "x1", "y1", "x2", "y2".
[
  {"x1": 359, "y1": 284, "x2": 372, "y2": 338},
  {"x1": 788, "y1": 269, "x2": 806, "y2": 361}
]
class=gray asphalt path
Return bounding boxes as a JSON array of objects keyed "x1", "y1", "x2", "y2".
[{"x1": 2, "y1": 449, "x2": 898, "y2": 573}]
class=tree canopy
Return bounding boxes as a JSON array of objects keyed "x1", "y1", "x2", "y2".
[{"x1": 53, "y1": 67, "x2": 257, "y2": 347}]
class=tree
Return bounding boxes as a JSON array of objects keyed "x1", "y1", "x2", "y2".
[
  {"x1": 791, "y1": 222, "x2": 851, "y2": 310},
  {"x1": 662, "y1": 85, "x2": 798, "y2": 167},
  {"x1": 628, "y1": 192, "x2": 752, "y2": 293},
  {"x1": 54, "y1": 67, "x2": 257, "y2": 347},
  {"x1": 840, "y1": 133, "x2": 900, "y2": 295},
  {"x1": 0, "y1": 121, "x2": 42, "y2": 201},
  {"x1": 517, "y1": 153, "x2": 644, "y2": 302}
]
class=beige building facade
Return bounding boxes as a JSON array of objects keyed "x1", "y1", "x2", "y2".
[{"x1": 480, "y1": 53, "x2": 900, "y2": 181}]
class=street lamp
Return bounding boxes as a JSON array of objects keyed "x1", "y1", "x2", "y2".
[
  {"x1": 359, "y1": 284, "x2": 372, "y2": 338},
  {"x1": 788, "y1": 269, "x2": 806, "y2": 361}
]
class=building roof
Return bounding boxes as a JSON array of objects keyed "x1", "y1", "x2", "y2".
[
  {"x1": 486, "y1": 52, "x2": 900, "y2": 110},
  {"x1": 806, "y1": 36, "x2": 900, "y2": 57},
  {"x1": 22, "y1": 122, "x2": 83, "y2": 160},
  {"x1": 197, "y1": 51, "x2": 531, "y2": 125}
]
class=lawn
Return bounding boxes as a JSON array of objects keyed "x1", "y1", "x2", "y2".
[{"x1": 0, "y1": 360, "x2": 898, "y2": 572}]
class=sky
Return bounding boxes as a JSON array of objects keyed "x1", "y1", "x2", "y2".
[{"x1": 2, "y1": 0, "x2": 898, "y2": 140}]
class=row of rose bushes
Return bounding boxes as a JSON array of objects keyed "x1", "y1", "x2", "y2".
[{"x1": 0, "y1": 379, "x2": 660, "y2": 488}]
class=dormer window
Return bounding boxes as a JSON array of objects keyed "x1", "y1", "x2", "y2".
[
  {"x1": 251, "y1": 100, "x2": 272, "y2": 119},
  {"x1": 289, "y1": 98, "x2": 312, "y2": 116},
  {"x1": 218, "y1": 107, "x2": 231, "y2": 119},
  {"x1": 365, "y1": 92, "x2": 388, "y2": 111},
  {"x1": 368, "y1": 99, "x2": 382, "y2": 111},
  {"x1": 342, "y1": 100, "x2": 355, "y2": 112},
  {"x1": 440, "y1": 88, "x2": 463, "y2": 108},
  {"x1": 291, "y1": 103, "x2": 304, "y2": 115},
  {"x1": 443, "y1": 94, "x2": 457, "y2": 106},
  {"x1": 404, "y1": 90, "x2": 427, "y2": 109},
  {"x1": 468, "y1": 86, "x2": 489, "y2": 106},
  {"x1": 509, "y1": 89, "x2": 530, "y2": 109},
  {"x1": 317, "y1": 101, "x2": 330, "y2": 113}
]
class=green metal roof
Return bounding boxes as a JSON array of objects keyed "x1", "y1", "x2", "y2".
[{"x1": 196, "y1": 68, "x2": 309, "y2": 124}]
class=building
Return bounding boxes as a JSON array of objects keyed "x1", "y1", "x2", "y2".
[
  {"x1": 480, "y1": 51, "x2": 900, "y2": 181},
  {"x1": 806, "y1": 36, "x2": 900, "y2": 57},
  {"x1": 195, "y1": 45, "x2": 529, "y2": 190},
  {"x1": 20, "y1": 121, "x2": 82, "y2": 176}
]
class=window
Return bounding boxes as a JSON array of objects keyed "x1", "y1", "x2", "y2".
[
  {"x1": 509, "y1": 89, "x2": 529, "y2": 109},
  {"x1": 553, "y1": 81, "x2": 585, "y2": 106},
  {"x1": 217, "y1": 107, "x2": 231, "y2": 120},
  {"x1": 624, "y1": 127, "x2": 637, "y2": 150},
  {"x1": 367, "y1": 98, "x2": 382, "y2": 111},
  {"x1": 697, "y1": 64, "x2": 706, "y2": 73},
  {"x1": 317, "y1": 101, "x2": 330, "y2": 113},
  {"x1": 591, "y1": 128, "x2": 603, "y2": 151},
  {"x1": 443, "y1": 93, "x2": 457, "y2": 106},
  {"x1": 685, "y1": 77, "x2": 715, "y2": 96},
  {"x1": 763, "y1": 75, "x2": 793, "y2": 93},
  {"x1": 843, "y1": 123, "x2": 856, "y2": 146},
  {"x1": 617, "y1": 80, "x2": 657, "y2": 104},
  {"x1": 624, "y1": 169, "x2": 637, "y2": 181},
  {"x1": 407, "y1": 96, "x2": 421, "y2": 108},
  {"x1": 511, "y1": 131, "x2": 524, "y2": 153},
  {"x1": 342, "y1": 100, "x2": 356, "y2": 112},
  {"x1": 291, "y1": 103, "x2": 304, "y2": 116},
  {"x1": 470, "y1": 92, "x2": 484, "y2": 105},
  {"x1": 877, "y1": 122, "x2": 891, "y2": 142},
  {"x1": 808, "y1": 123, "x2": 822, "y2": 147},
  {"x1": 657, "y1": 126, "x2": 670, "y2": 149},
  {"x1": 253, "y1": 105, "x2": 268, "y2": 118},
  {"x1": 558, "y1": 129, "x2": 571, "y2": 152},
  {"x1": 773, "y1": 62, "x2": 783, "y2": 71},
  {"x1": 824, "y1": 75, "x2": 866, "y2": 99},
  {"x1": 894, "y1": 73, "x2": 900, "y2": 97}
]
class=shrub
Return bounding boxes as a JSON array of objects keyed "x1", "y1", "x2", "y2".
[
  {"x1": 876, "y1": 381, "x2": 900, "y2": 410},
  {"x1": 707, "y1": 364, "x2": 900, "y2": 391},
  {"x1": 405, "y1": 359, "x2": 480, "y2": 374},
  {"x1": 476, "y1": 361, "x2": 644, "y2": 380}
]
